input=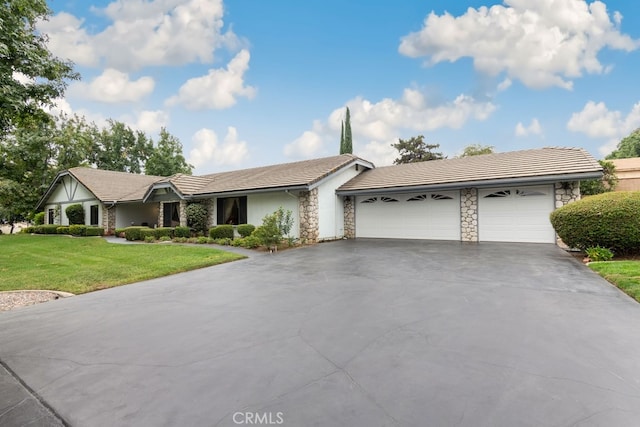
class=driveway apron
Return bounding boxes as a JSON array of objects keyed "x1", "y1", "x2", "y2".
[{"x1": 1, "y1": 240, "x2": 639, "y2": 426}]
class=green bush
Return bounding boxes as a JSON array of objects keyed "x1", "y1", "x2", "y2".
[
  {"x1": 585, "y1": 246, "x2": 614, "y2": 262},
  {"x1": 550, "y1": 191, "x2": 640, "y2": 253},
  {"x1": 209, "y1": 224, "x2": 234, "y2": 239},
  {"x1": 33, "y1": 212, "x2": 45, "y2": 225},
  {"x1": 69, "y1": 225, "x2": 87, "y2": 236},
  {"x1": 36, "y1": 225, "x2": 60, "y2": 234},
  {"x1": 186, "y1": 203, "x2": 208, "y2": 233},
  {"x1": 154, "y1": 227, "x2": 174, "y2": 239},
  {"x1": 85, "y1": 227, "x2": 105, "y2": 237},
  {"x1": 21, "y1": 226, "x2": 35, "y2": 234},
  {"x1": 57, "y1": 226, "x2": 70, "y2": 235},
  {"x1": 231, "y1": 235, "x2": 261, "y2": 249},
  {"x1": 140, "y1": 228, "x2": 157, "y2": 240},
  {"x1": 213, "y1": 237, "x2": 232, "y2": 245},
  {"x1": 124, "y1": 226, "x2": 152, "y2": 241},
  {"x1": 144, "y1": 235, "x2": 155, "y2": 243},
  {"x1": 237, "y1": 224, "x2": 255, "y2": 238},
  {"x1": 172, "y1": 237, "x2": 188, "y2": 243},
  {"x1": 65, "y1": 204, "x2": 85, "y2": 225},
  {"x1": 174, "y1": 226, "x2": 191, "y2": 238},
  {"x1": 159, "y1": 235, "x2": 172, "y2": 242},
  {"x1": 115, "y1": 228, "x2": 127, "y2": 237}
]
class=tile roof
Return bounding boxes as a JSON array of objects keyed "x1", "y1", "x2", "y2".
[
  {"x1": 171, "y1": 154, "x2": 367, "y2": 196},
  {"x1": 338, "y1": 147, "x2": 602, "y2": 193},
  {"x1": 68, "y1": 167, "x2": 164, "y2": 202}
]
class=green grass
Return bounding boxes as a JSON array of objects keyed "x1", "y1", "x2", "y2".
[
  {"x1": 588, "y1": 261, "x2": 640, "y2": 303},
  {"x1": 0, "y1": 234, "x2": 245, "y2": 294}
]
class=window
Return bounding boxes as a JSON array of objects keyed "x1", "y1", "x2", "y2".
[
  {"x1": 431, "y1": 194, "x2": 453, "y2": 200},
  {"x1": 48, "y1": 209, "x2": 55, "y2": 225},
  {"x1": 407, "y1": 194, "x2": 428, "y2": 202},
  {"x1": 217, "y1": 197, "x2": 247, "y2": 225},
  {"x1": 516, "y1": 189, "x2": 546, "y2": 197},
  {"x1": 380, "y1": 196, "x2": 398, "y2": 203},
  {"x1": 90, "y1": 205, "x2": 99, "y2": 226},
  {"x1": 484, "y1": 190, "x2": 511, "y2": 198},
  {"x1": 163, "y1": 202, "x2": 180, "y2": 227},
  {"x1": 360, "y1": 197, "x2": 377, "y2": 204}
]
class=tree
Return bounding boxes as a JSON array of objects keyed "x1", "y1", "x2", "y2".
[
  {"x1": 145, "y1": 128, "x2": 193, "y2": 176},
  {"x1": 580, "y1": 160, "x2": 618, "y2": 196},
  {"x1": 0, "y1": 0, "x2": 79, "y2": 137},
  {"x1": 606, "y1": 129, "x2": 640, "y2": 159},
  {"x1": 90, "y1": 120, "x2": 153, "y2": 173},
  {"x1": 458, "y1": 144, "x2": 494, "y2": 157},
  {"x1": 391, "y1": 135, "x2": 444, "y2": 164},
  {"x1": 339, "y1": 122, "x2": 345, "y2": 154},
  {"x1": 340, "y1": 107, "x2": 353, "y2": 154}
]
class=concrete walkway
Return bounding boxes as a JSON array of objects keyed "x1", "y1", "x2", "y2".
[{"x1": 1, "y1": 240, "x2": 640, "y2": 426}]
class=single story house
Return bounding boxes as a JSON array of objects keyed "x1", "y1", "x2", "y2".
[
  {"x1": 609, "y1": 158, "x2": 640, "y2": 191},
  {"x1": 37, "y1": 147, "x2": 602, "y2": 244}
]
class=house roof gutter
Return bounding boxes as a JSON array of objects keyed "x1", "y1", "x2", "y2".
[{"x1": 335, "y1": 171, "x2": 603, "y2": 196}]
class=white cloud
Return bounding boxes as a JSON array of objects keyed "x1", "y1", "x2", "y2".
[
  {"x1": 285, "y1": 89, "x2": 495, "y2": 165},
  {"x1": 131, "y1": 110, "x2": 169, "y2": 135},
  {"x1": 515, "y1": 118, "x2": 543, "y2": 137},
  {"x1": 69, "y1": 69, "x2": 155, "y2": 103},
  {"x1": 567, "y1": 101, "x2": 640, "y2": 155},
  {"x1": 188, "y1": 127, "x2": 249, "y2": 172},
  {"x1": 399, "y1": 0, "x2": 639, "y2": 89},
  {"x1": 40, "y1": 0, "x2": 239, "y2": 71},
  {"x1": 165, "y1": 50, "x2": 256, "y2": 110}
]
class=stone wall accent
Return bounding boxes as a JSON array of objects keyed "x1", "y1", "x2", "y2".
[
  {"x1": 205, "y1": 198, "x2": 216, "y2": 228},
  {"x1": 102, "y1": 205, "x2": 116, "y2": 234},
  {"x1": 299, "y1": 188, "x2": 319, "y2": 242},
  {"x1": 554, "y1": 181, "x2": 580, "y2": 207},
  {"x1": 460, "y1": 188, "x2": 478, "y2": 242},
  {"x1": 157, "y1": 202, "x2": 164, "y2": 228},
  {"x1": 179, "y1": 200, "x2": 188, "y2": 227},
  {"x1": 343, "y1": 196, "x2": 355, "y2": 239}
]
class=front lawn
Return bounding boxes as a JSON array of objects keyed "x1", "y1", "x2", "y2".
[
  {"x1": 0, "y1": 234, "x2": 245, "y2": 294},
  {"x1": 588, "y1": 261, "x2": 640, "y2": 303}
]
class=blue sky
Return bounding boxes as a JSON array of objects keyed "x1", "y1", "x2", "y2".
[{"x1": 41, "y1": 0, "x2": 640, "y2": 174}]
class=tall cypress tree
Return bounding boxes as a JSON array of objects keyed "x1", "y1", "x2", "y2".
[{"x1": 342, "y1": 107, "x2": 353, "y2": 154}]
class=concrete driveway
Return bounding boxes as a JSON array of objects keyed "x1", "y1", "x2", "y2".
[{"x1": 1, "y1": 240, "x2": 640, "y2": 426}]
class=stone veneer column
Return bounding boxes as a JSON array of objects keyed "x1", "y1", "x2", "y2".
[
  {"x1": 205, "y1": 199, "x2": 216, "y2": 228},
  {"x1": 179, "y1": 200, "x2": 188, "y2": 227},
  {"x1": 299, "y1": 188, "x2": 319, "y2": 242},
  {"x1": 343, "y1": 196, "x2": 355, "y2": 239},
  {"x1": 554, "y1": 181, "x2": 580, "y2": 207},
  {"x1": 157, "y1": 202, "x2": 164, "y2": 228},
  {"x1": 102, "y1": 206, "x2": 116, "y2": 234},
  {"x1": 460, "y1": 188, "x2": 478, "y2": 242}
]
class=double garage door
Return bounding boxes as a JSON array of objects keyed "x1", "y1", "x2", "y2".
[{"x1": 354, "y1": 185, "x2": 555, "y2": 243}]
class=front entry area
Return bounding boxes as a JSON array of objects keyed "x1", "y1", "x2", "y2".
[{"x1": 355, "y1": 191, "x2": 460, "y2": 240}]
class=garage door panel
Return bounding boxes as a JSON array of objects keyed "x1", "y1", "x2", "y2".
[
  {"x1": 355, "y1": 192, "x2": 460, "y2": 240},
  {"x1": 479, "y1": 186, "x2": 555, "y2": 243}
]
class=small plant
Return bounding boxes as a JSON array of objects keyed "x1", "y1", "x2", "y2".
[
  {"x1": 33, "y1": 212, "x2": 45, "y2": 225},
  {"x1": 144, "y1": 235, "x2": 155, "y2": 243},
  {"x1": 159, "y1": 236, "x2": 172, "y2": 242},
  {"x1": 196, "y1": 236, "x2": 208, "y2": 244},
  {"x1": 172, "y1": 237, "x2": 188, "y2": 243},
  {"x1": 174, "y1": 226, "x2": 191, "y2": 238},
  {"x1": 237, "y1": 224, "x2": 256, "y2": 238},
  {"x1": 585, "y1": 246, "x2": 614, "y2": 262},
  {"x1": 210, "y1": 225, "x2": 234, "y2": 239},
  {"x1": 213, "y1": 237, "x2": 232, "y2": 245},
  {"x1": 65, "y1": 204, "x2": 85, "y2": 225}
]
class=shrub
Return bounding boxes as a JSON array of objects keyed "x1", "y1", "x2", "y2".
[
  {"x1": 36, "y1": 225, "x2": 59, "y2": 234},
  {"x1": 210, "y1": 224, "x2": 234, "y2": 239},
  {"x1": 140, "y1": 228, "x2": 157, "y2": 240},
  {"x1": 186, "y1": 203, "x2": 208, "y2": 233},
  {"x1": 21, "y1": 226, "x2": 35, "y2": 234},
  {"x1": 172, "y1": 237, "x2": 188, "y2": 243},
  {"x1": 144, "y1": 235, "x2": 155, "y2": 243},
  {"x1": 585, "y1": 246, "x2": 614, "y2": 262},
  {"x1": 33, "y1": 212, "x2": 45, "y2": 225},
  {"x1": 231, "y1": 235, "x2": 261, "y2": 249},
  {"x1": 85, "y1": 227, "x2": 105, "y2": 237},
  {"x1": 196, "y1": 236, "x2": 208, "y2": 244},
  {"x1": 154, "y1": 227, "x2": 174, "y2": 239},
  {"x1": 174, "y1": 226, "x2": 191, "y2": 238},
  {"x1": 57, "y1": 226, "x2": 70, "y2": 235},
  {"x1": 115, "y1": 228, "x2": 127, "y2": 237},
  {"x1": 159, "y1": 235, "x2": 172, "y2": 242},
  {"x1": 237, "y1": 224, "x2": 255, "y2": 238},
  {"x1": 69, "y1": 225, "x2": 87, "y2": 236},
  {"x1": 550, "y1": 191, "x2": 640, "y2": 253},
  {"x1": 213, "y1": 237, "x2": 232, "y2": 245},
  {"x1": 65, "y1": 204, "x2": 85, "y2": 225},
  {"x1": 124, "y1": 226, "x2": 152, "y2": 241}
]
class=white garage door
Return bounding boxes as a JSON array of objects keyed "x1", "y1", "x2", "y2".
[
  {"x1": 355, "y1": 191, "x2": 460, "y2": 240},
  {"x1": 478, "y1": 185, "x2": 555, "y2": 243}
]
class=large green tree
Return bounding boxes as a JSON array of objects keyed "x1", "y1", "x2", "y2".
[
  {"x1": 606, "y1": 129, "x2": 640, "y2": 159},
  {"x1": 90, "y1": 120, "x2": 153, "y2": 173},
  {"x1": 392, "y1": 135, "x2": 444, "y2": 164},
  {"x1": 0, "y1": 0, "x2": 79, "y2": 137},
  {"x1": 145, "y1": 128, "x2": 193, "y2": 176},
  {"x1": 458, "y1": 144, "x2": 494, "y2": 157},
  {"x1": 340, "y1": 107, "x2": 352, "y2": 154}
]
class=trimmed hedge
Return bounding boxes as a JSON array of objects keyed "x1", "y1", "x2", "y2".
[
  {"x1": 174, "y1": 226, "x2": 191, "y2": 238},
  {"x1": 123, "y1": 226, "x2": 153, "y2": 241},
  {"x1": 154, "y1": 227, "x2": 174, "y2": 239},
  {"x1": 36, "y1": 225, "x2": 60, "y2": 234},
  {"x1": 237, "y1": 224, "x2": 255, "y2": 238},
  {"x1": 85, "y1": 226, "x2": 105, "y2": 236},
  {"x1": 209, "y1": 224, "x2": 234, "y2": 239},
  {"x1": 69, "y1": 225, "x2": 87, "y2": 236},
  {"x1": 65, "y1": 204, "x2": 85, "y2": 225},
  {"x1": 57, "y1": 226, "x2": 70, "y2": 235},
  {"x1": 550, "y1": 191, "x2": 640, "y2": 253}
]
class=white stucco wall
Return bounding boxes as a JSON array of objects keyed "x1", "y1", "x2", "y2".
[
  {"x1": 116, "y1": 203, "x2": 159, "y2": 229},
  {"x1": 43, "y1": 175, "x2": 102, "y2": 226},
  {"x1": 316, "y1": 164, "x2": 364, "y2": 240},
  {"x1": 247, "y1": 192, "x2": 300, "y2": 238}
]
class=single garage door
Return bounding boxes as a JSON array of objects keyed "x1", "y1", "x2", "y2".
[
  {"x1": 355, "y1": 191, "x2": 460, "y2": 240},
  {"x1": 478, "y1": 185, "x2": 555, "y2": 243}
]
